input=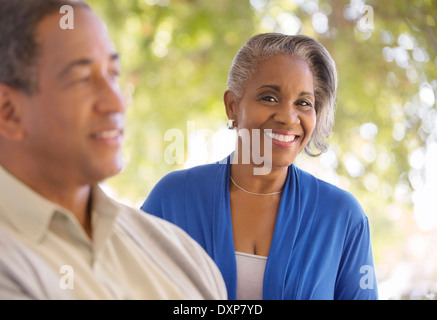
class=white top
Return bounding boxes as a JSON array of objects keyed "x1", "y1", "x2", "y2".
[
  {"x1": 235, "y1": 251, "x2": 267, "y2": 300},
  {"x1": 0, "y1": 165, "x2": 227, "y2": 300}
]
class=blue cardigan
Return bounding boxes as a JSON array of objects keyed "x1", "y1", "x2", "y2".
[{"x1": 141, "y1": 156, "x2": 378, "y2": 300}]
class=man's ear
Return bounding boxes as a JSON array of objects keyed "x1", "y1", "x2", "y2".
[
  {"x1": 0, "y1": 84, "x2": 26, "y2": 140},
  {"x1": 223, "y1": 90, "x2": 239, "y2": 127}
]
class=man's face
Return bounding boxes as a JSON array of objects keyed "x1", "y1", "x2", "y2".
[{"x1": 18, "y1": 7, "x2": 125, "y2": 185}]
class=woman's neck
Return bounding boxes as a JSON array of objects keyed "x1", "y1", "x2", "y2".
[{"x1": 230, "y1": 162, "x2": 288, "y2": 195}]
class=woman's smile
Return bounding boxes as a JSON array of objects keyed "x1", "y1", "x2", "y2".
[{"x1": 264, "y1": 130, "x2": 300, "y2": 148}]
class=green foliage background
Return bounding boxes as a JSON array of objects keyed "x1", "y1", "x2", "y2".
[{"x1": 87, "y1": 0, "x2": 437, "y2": 299}]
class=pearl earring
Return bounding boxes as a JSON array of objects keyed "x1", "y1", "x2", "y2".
[{"x1": 227, "y1": 119, "x2": 234, "y2": 129}]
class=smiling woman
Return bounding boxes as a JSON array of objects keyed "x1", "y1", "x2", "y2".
[
  {"x1": 224, "y1": 54, "x2": 316, "y2": 170},
  {"x1": 142, "y1": 33, "x2": 379, "y2": 300},
  {"x1": 226, "y1": 33, "x2": 337, "y2": 157}
]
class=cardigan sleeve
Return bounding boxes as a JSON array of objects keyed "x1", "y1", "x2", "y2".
[
  {"x1": 334, "y1": 216, "x2": 378, "y2": 300},
  {"x1": 308, "y1": 176, "x2": 378, "y2": 300}
]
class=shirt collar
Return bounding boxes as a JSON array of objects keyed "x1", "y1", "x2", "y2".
[
  {"x1": 0, "y1": 165, "x2": 62, "y2": 242},
  {"x1": 0, "y1": 165, "x2": 119, "y2": 244},
  {"x1": 90, "y1": 185, "x2": 120, "y2": 252}
]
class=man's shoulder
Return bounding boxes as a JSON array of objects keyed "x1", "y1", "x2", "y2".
[
  {"x1": 117, "y1": 202, "x2": 190, "y2": 243},
  {"x1": 113, "y1": 202, "x2": 227, "y2": 299},
  {"x1": 0, "y1": 225, "x2": 72, "y2": 299}
]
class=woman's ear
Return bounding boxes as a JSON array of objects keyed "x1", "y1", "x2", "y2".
[
  {"x1": 0, "y1": 84, "x2": 25, "y2": 140},
  {"x1": 224, "y1": 90, "x2": 238, "y2": 127}
]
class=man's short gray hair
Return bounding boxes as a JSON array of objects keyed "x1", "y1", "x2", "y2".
[
  {"x1": 0, "y1": 0, "x2": 89, "y2": 94},
  {"x1": 226, "y1": 33, "x2": 338, "y2": 156}
]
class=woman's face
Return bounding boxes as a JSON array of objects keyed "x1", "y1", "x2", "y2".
[{"x1": 226, "y1": 54, "x2": 317, "y2": 169}]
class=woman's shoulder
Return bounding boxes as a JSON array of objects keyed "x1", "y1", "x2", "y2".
[
  {"x1": 294, "y1": 165, "x2": 366, "y2": 219},
  {"x1": 142, "y1": 162, "x2": 224, "y2": 217},
  {"x1": 157, "y1": 162, "x2": 225, "y2": 186}
]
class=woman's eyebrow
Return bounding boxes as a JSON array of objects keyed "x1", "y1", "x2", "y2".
[
  {"x1": 258, "y1": 84, "x2": 281, "y2": 91},
  {"x1": 258, "y1": 85, "x2": 315, "y2": 99},
  {"x1": 299, "y1": 91, "x2": 315, "y2": 99}
]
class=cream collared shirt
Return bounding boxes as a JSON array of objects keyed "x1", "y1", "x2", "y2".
[{"x1": 0, "y1": 165, "x2": 227, "y2": 300}]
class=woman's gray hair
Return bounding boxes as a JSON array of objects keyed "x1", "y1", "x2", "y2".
[{"x1": 226, "y1": 33, "x2": 338, "y2": 156}]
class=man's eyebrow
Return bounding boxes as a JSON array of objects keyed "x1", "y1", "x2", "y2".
[
  {"x1": 57, "y1": 58, "x2": 93, "y2": 78},
  {"x1": 57, "y1": 53, "x2": 120, "y2": 78}
]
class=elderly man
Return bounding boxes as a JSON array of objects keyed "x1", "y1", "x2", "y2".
[{"x1": 0, "y1": 0, "x2": 226, "y2": 299}]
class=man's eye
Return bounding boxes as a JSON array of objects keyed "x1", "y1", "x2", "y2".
[
  {"x1": 79, "y1": 76, "x2": 91, "y2": 82},
  {"x1": 69, "y1": 75, "x2": 90, "y2": 85},
  {"x1": 110, "y1": 70, "x2": 120, "y2": 78}
]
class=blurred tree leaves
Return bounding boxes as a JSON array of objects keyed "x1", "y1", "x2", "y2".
[
  {"x1": 87, "y1": 0, "x2": 437, "y2": 297},
  {"x1": 88, "y1": 0, "x2": 256, "y2": 204}
]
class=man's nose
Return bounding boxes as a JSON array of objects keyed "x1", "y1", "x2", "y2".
[{"x1": 94, "y1": 74, "x2": 126, "y2": 114}]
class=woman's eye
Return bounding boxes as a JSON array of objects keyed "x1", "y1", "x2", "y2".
[
  {"x1": 261, "y1": 95, "x2": 277, "y2": 103},
  {"x1": 298, "y1": 100, "x2": 313, "y2": 108}
]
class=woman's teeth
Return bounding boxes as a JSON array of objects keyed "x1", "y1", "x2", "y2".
[{"x1": 265, "y1": 131, "x2": 296, "y2": 142}]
